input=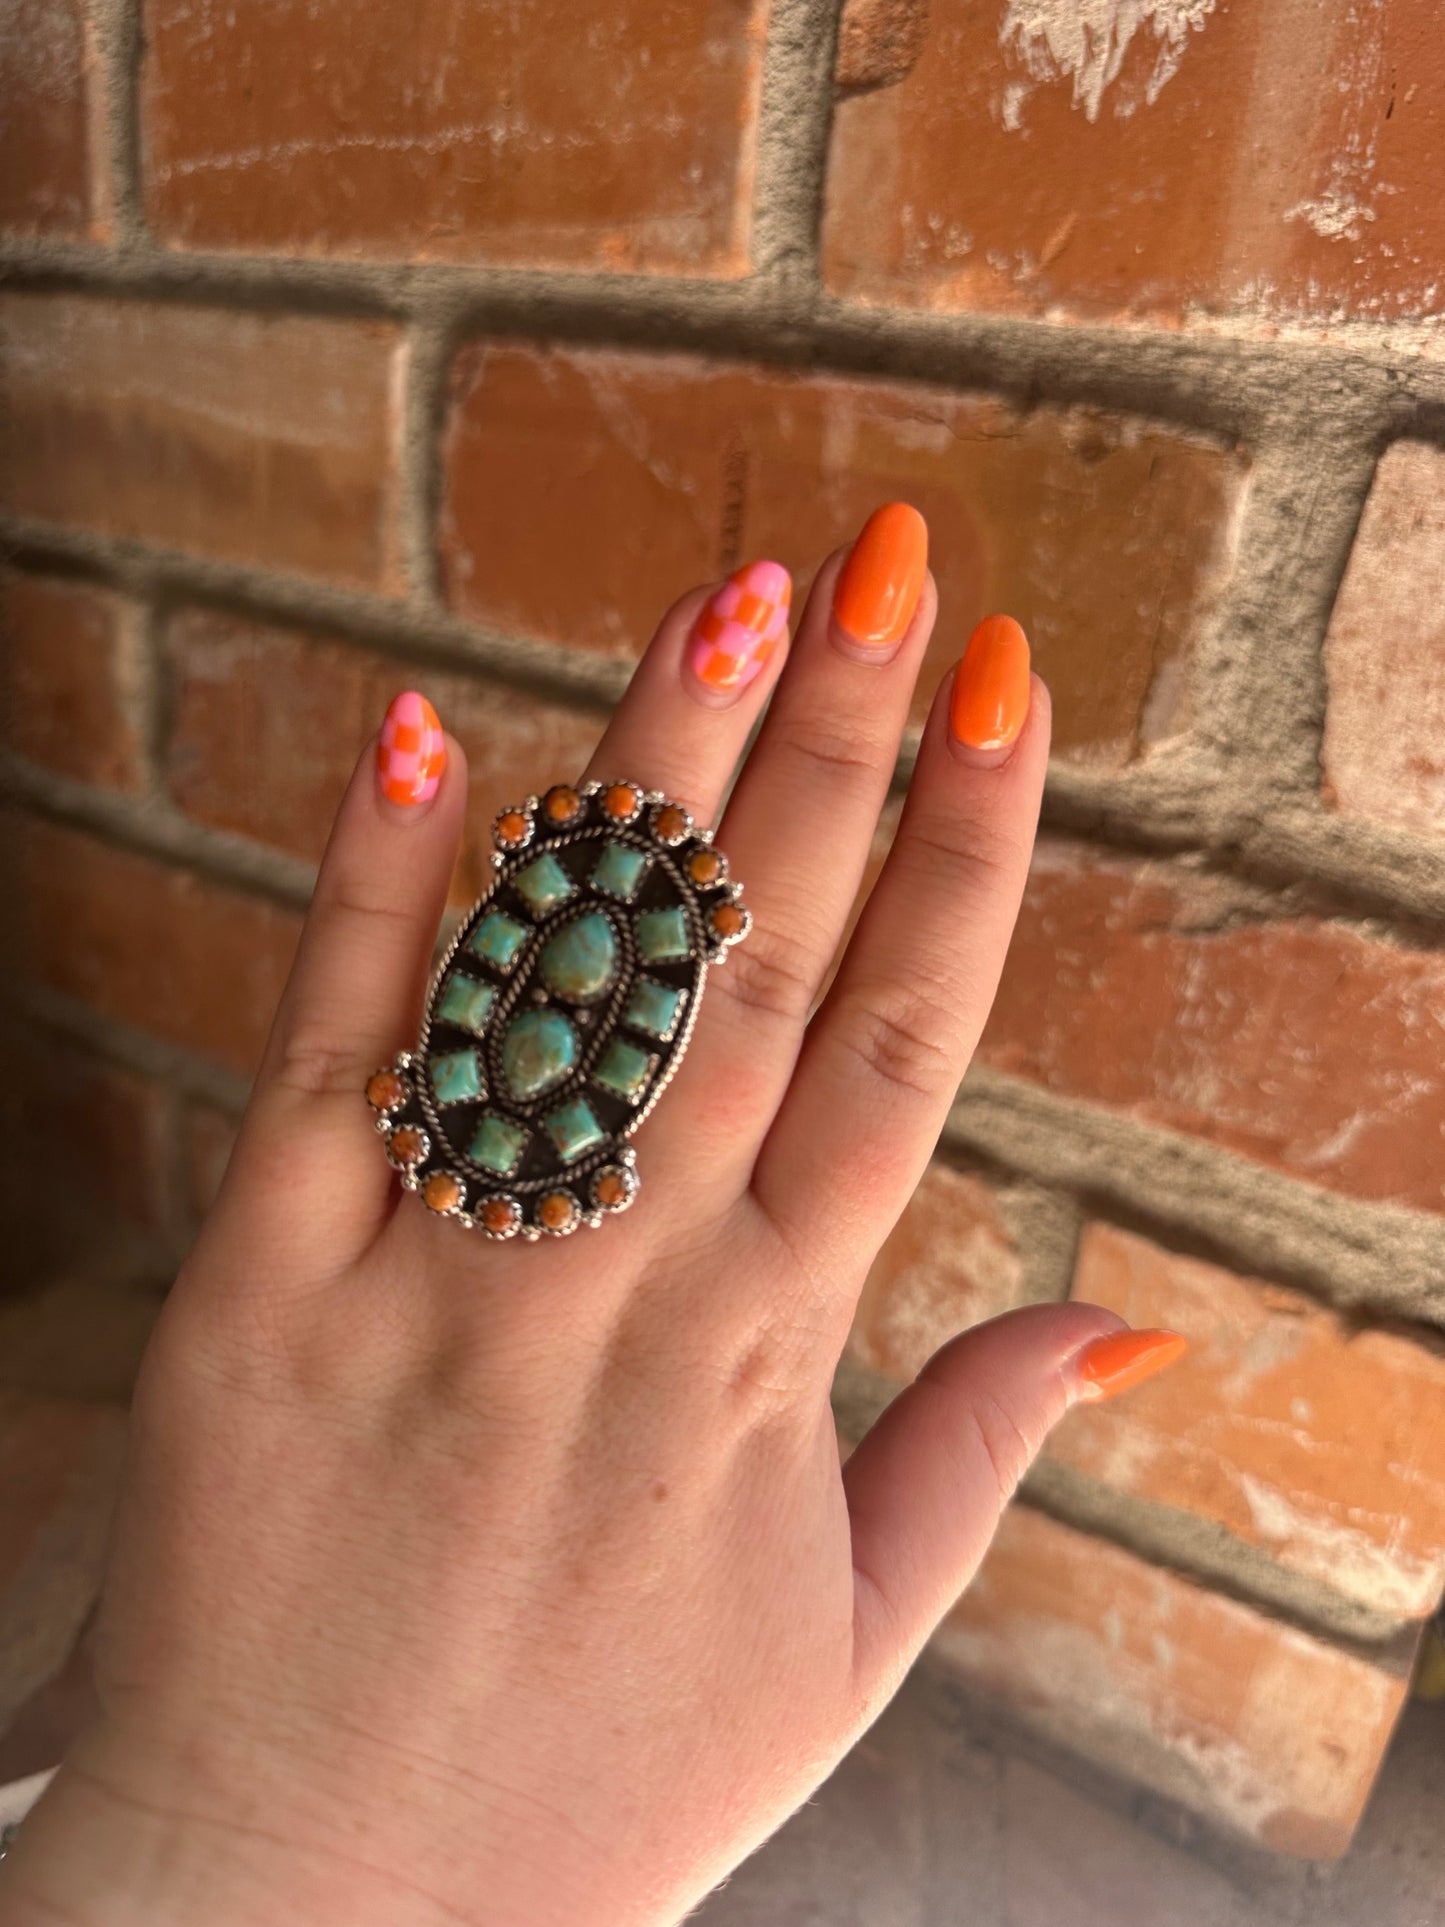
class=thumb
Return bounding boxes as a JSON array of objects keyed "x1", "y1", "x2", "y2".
[{"x1": 842, "y1": 1303, "x2": 1186, "y2": 1702}]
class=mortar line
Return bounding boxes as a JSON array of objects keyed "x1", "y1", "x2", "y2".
[
  {"x1": 89, "y1": 0, "x2": 147, "y2": 249},
  {"x1": 946, "y1": 1070, "x2": 1445, "y2": 1331},
  {"x1": 748, "y1": 0, "x2": 844, "y2": 290},
  {"x1": 3, "y1": 238, "x2": 1436, "y2": 439},
  {"x1": 17, "y1": 984, "x2": 254, "y2": 1113}
]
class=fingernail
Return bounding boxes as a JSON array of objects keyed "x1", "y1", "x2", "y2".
[
  {"x1": 948, "y1": 614, "x2": 1032, "y2": 754},
  {"x1": 833, "y1": 502, "x2": 929, "y2": 655},
  {"x1": 685, "y1": 559, "x2": 791, "y2": 701},
  {"x1": 1074, "y1": 1329, "x2": 1188, "y2": 1403},
  {"x1": 376, "y1": 690, "x2": 446, "y2": 807}
]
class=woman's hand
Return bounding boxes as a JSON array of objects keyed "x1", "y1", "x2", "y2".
[{"x1": 1, "y1": 513, "x2": 1181, "y2": 1927}]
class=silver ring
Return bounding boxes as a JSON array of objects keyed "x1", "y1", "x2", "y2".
[{"x1": 365, "y1": 780, "x2": 750, "y2": 1241}]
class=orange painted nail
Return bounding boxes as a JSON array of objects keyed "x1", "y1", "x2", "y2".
[
  {"x1": 1074, "y1": 1329, "x2": 1188, "y2": 1403},
  {"x1": 948, "y1": 614, "x2": 1031, "y2": 752},
  {"x1": 833, "y1": 502, "x2": 929, "y2": 650},
  {"x1": 376, "y1": 690, "x2": 445, "y2": 806}
]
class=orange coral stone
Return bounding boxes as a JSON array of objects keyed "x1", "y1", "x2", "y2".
[
  {"x1": 688, "y1": 849, "x2": 722, "y2": 887},
  {"x1": 388, "y1": 1126, "x2": 425, "y2": 1165},
  {"x1": 710, "y1": 901, "x2": 746, "y2": 941},
  {"x1": 543, "y1": 785, "x2": 580, "y2": 823},
  {"x1": 604, "y1": 782, "x2": 639, "y2": 819},
  {"x1": 422, "y1": 1171, "x2": 462, "y2": 1214},
  {"x1": 538, "y1": 1190, "x2": 577, "y2": 1231},
  {"x1": 480, "y1": 1196, "x2": 519, "y2": 1236},
  {"x1": 366, "y1": 1069, "x2": 405, "y2": 1111},
  {"x1": 654, "y1": 804, "x2": 689, "y2": 843},
  {"x1": 495, "y1": 810, "x2": 529, "y2": 846},
  {"x1": 594, "y1": 1169, "x2": 632, "y2": 1210}
]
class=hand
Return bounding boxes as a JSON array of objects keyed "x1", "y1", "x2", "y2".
[{"x1": 1, "y1": 513, "x2": 1182, "y2": 1927}]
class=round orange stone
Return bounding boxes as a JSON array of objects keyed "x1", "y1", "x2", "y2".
[
  {"x1": 603, "y1": 782, "x2": 639, "y2": 820},
  {"x1": 543, "y1": 785, "x2": 581, "y2": 823},
  {"x1": 538, "y1": 1191, "x2": 577, "y2": 1231},
  {"x1": 422, "y1": 1171, "x2": 463, "y2": 1214},
  {"x1": 495, "y1": 809, "x2": 529, "y2": 847},
  {"x1": 594, "y1": 1168, "x2": 633, "y2": 1210},
  {"x1": 688, "y1": 848, "x2": 723, "y2": 887},
  {"x1": 710, "y1": 900, "x2": 747, "y2": 941},
  {"x1": 388, "y1": 1126, "x2": 425, "y2": 1166},
  {"x1": 654, "y1": 804, "x2": 689, "y2": 843},
  {"x1": 366, "y1": 1069, "x2": 406, "y2": 1111},
  {"x1": 479, "y1": 1196, "x2": 519, "y2": 1236}
]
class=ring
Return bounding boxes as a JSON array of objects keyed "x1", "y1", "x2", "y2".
[{"x1": 365, "y1": 781, "x2": 751, "y2": 1240}]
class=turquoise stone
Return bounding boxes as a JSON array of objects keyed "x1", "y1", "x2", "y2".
[
  {"x1": 470, "y1": 1113, "x2": 527, "y2": 1177},
  {"x1": 437, "y1": 973, "x2": 496, "y2": 1035},
  {"x1": 469, "y1": 910, "x2": 528, "y2": 971},
  {"x1": 637, "y1": 906, "x2": 690, "y2": 963},
  {"x1": 591, "y1": 840, "x2": 649, "y2": 901},
  {"x1": 545, "y1": 1095, "x2": 605, "y2": 1164},
  {"x1": 514, "y1": 852, "x2": 575, "y2": 914},
  {"x1": 626, "y1": 977, "x2": 685, "y2": 1039},
  {"x1": 541, "y1": 912, "x2": 618, "y2": 1003},
  {"x1": 501, "y1": 1008, "x2": 578, "y2": 1100},
  {"x1": 593, "y1": 1036, "x2": 653, "y2": 1102},
  {"x1": 430, "y1": 1048, "x2": 484, "y2": 1106}
]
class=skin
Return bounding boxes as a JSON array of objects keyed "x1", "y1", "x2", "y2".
[{"x1": 0, "y1": 544, "x2": 1129, "y2": 1927}]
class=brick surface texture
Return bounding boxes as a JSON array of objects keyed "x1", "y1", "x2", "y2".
[
  {"x1": 0, "y1": 0, "x2": 94, "y2": 238},
  {"x1": 141, "y1": 0, "x2": 768, "y2": 274},
  {"x1": 4, "y1": 0, "x2": 1445, "y2": 1867},
  {"x1": 933, "y1": 1504, "x2": 1409, "y2": 1859},
  {"x1": 1049, "y1": 1224, "x2": 1445, "y2": 1619},
  {"x1": 1321, "y1": 439, "x2": 1445, "y2": 839},
  {"x1": 825, "y1": 0, "x2": 1445, "y2": 327}
]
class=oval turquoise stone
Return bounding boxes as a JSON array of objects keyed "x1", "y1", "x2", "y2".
[
  {"x1": 500, "y1": 1008, "x2": 578, "y2": 1101},
  {"x1": 540, "y1": 912, "x2": 618, "y2": 1004}
]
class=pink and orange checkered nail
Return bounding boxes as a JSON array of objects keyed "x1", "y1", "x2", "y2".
[
  {"x1": 376, "y1": 690, "x2": 445, "y2": 806},
  {"x1": 685, "y1": 560, "x2": 791, "y2": 700}
]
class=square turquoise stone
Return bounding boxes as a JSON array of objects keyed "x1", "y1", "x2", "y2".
[
  {"x1": 469, "y1": 910, "x2": 528, "y2": 971},
  {"x1": 636, "y1": 906, "x2": 690, "y2": 963},
  {"x1": 626, "y1": 977, "x2": 685, "y2": 1040},
  {"x1": 430, "y1": 1048, "x2": 484, "y2": 1106},
  {"x1": 591, "y1": 840, "x2": 649, "y2": 902},
  {"x1": 470, "y1": 1113, "x2": 527, "y2": 1177},
  {"x1": 437, "y1": 973, "x2": 496, "y2": 1035},
  {"x1": 514, "y1": 852, "x2": 575, "y2": 914},
  {"x1": 593, "y1": 1036, "x2": 654, "y2": 1102},
  {"x1": 544, "y1": 1095, "x2": 605, "y2": 1165}
]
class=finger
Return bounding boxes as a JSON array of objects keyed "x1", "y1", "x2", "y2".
[
  {"x1": 756, "y1": 624, "x2": 1048, "y2": 1271},
  {"x1": 686, "y1": 505, "x2": 935, "y2": 1124},
  {"x1": 844, "y1": 1307, "x2": 1187, "y2": 1703},
  {"x1": 218, "y1": 693, "x2": 467, "y2": 1251},
  {"x1": 580, "y1": 561, "x2": 793, "y2": 820}
]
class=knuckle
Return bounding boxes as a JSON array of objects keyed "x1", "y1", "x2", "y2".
[
  {"x1": 834, "y1": 986, "x2": 961, "y2": 1102},
  {"x1": 769, "y1": 715, "x2": 883, "y2": 786},
  {"x1": 715, "y1": 922, "x2": 819, "y2": 1028},
  {"x1": 273, "y1": 1020, "x2": 366, "y2": 1099},
  {"x1": 902, "y1": 810, "x2": 1023, "y2": 897}
]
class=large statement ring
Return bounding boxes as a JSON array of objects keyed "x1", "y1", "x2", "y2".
[{"x1": 365, "y1": 781, "x2": 750, "y2": 1240}]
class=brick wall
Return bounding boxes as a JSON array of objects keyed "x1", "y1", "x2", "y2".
[{"x1": 4, "y1": 0, "x2": 1445, "y2": 1863}]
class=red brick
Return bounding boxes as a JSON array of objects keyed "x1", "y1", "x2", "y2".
[
  {"x1": 932, "y1": 1505, "x2": 1409, "y2": 1857},
  {"x1": 440, "y1": 344, "x2": 1246, "y2": 762},
  {"x1": 10, "y1": 812, "x2": 301, "y2": 1078},
  {"x1": 0, "y1": 296, "x2": 403, "y2": 590},
  {"x1": 1, "y1": 571, "x2": 144, "y2": 792},
  {"x1": 1322, "y1": 440, "x2": 1445, "y2": 839},
  {"x1": 163, "y1": 607, "x2": 601, "y2": 906},
  {"x1": 1051, "y1": 1224, "x2": 1445, "y2": 1619},
  {"x1": 825, "y1": 0, "x2": 1445, "y2": 329},
  {"x1": 978, "y1": 841, "x2": 1445, "y2": 1214},
  {"x1": 848, "y1": 1162, "x2": 1028, "y2": 1383},
  {"x1": 184, "y1": 1100, "x2": 238, "y2": 1220},
  {"x1": 0, "y1": 0, "x2": 94, "y2": 238},
  {"x1": 0, "y1": 1391, "x2": 126, "y2": 1735},
  {"x1": 140, "y1": 0, "x2": 766, "y2": 275}
]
